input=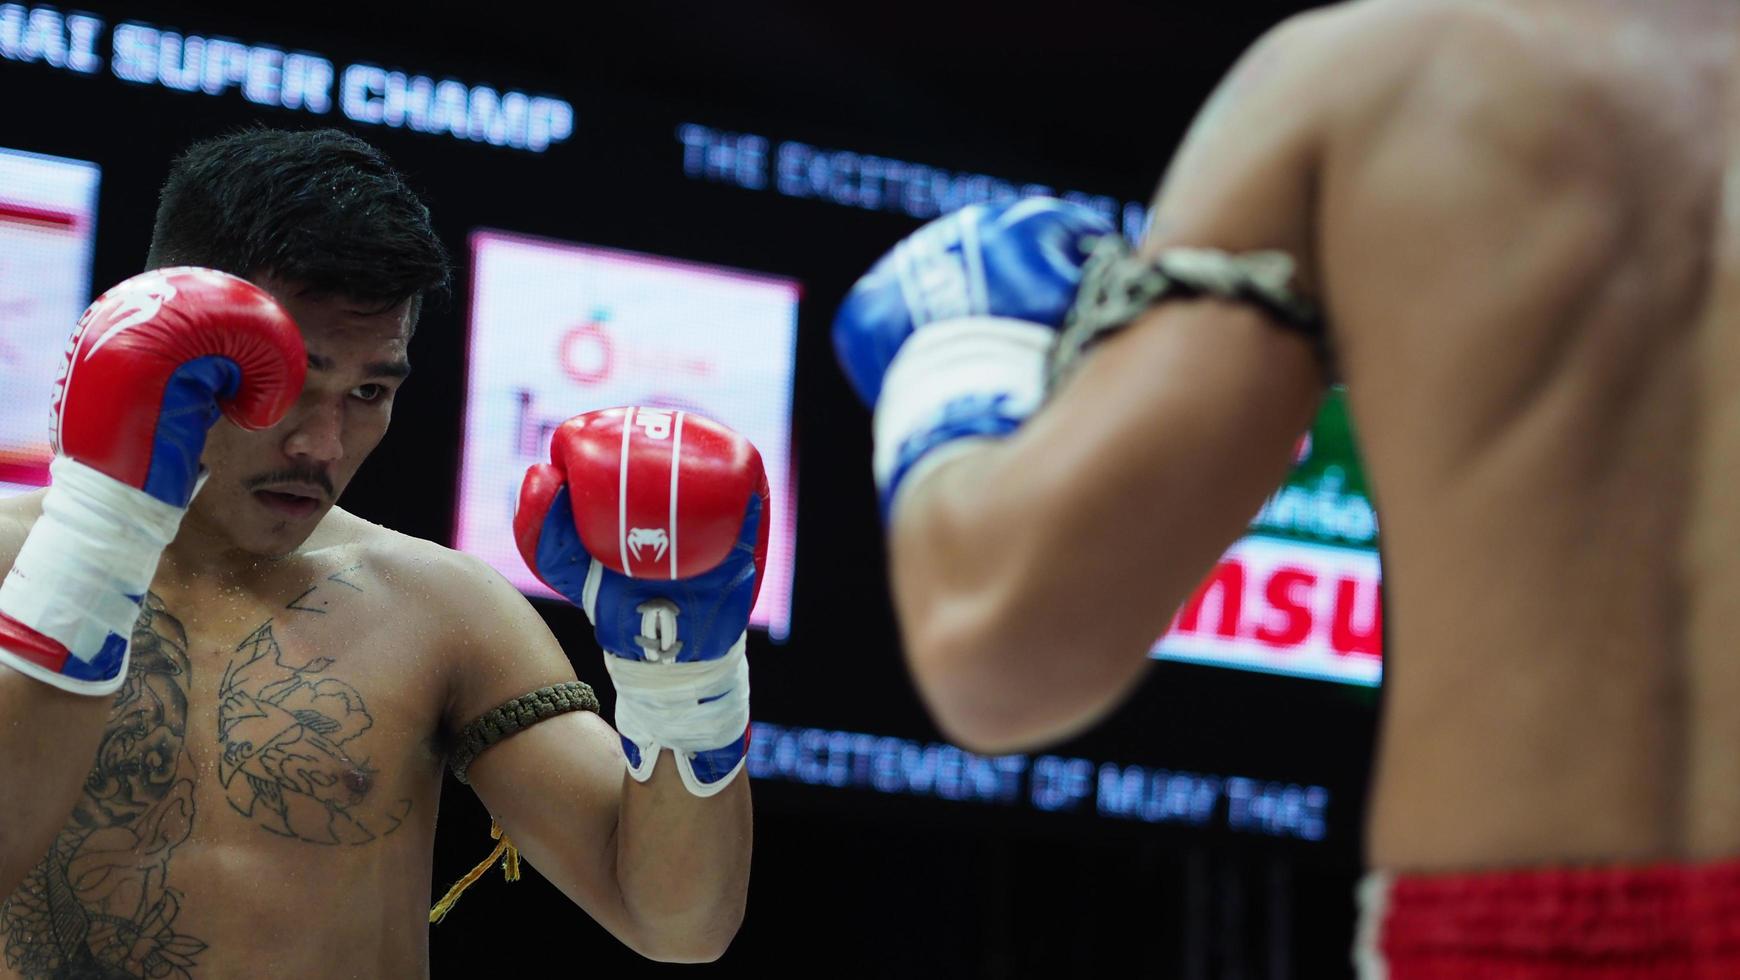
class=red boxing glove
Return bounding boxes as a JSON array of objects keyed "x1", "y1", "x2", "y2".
[
  {"x1": 520, "y1": 406, "x2": 770, "y2": 588},
  {"x1": 514, "y1": 407, "x2": 769, "y2": 795},
  {"x1": 54, "y1": 266, "x2": 307, "y2": 506},
  {"x1": 0, "y1": 268, "x2": 306, "y2": 694}
]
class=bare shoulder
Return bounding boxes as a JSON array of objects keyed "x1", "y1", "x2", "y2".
[
  {"x1": 1278, "y1": 0, "x2": 1663, "y2": 199},
  {"x1": 1271, "y1": 0, "x2": 1528, "y2": 57},
  {"x1": 1228, "y1": 1, "x2": 1444, "y2": 82},
  {"x1": 1154, "y1": 0, "x2": 1454, "y2": 189},
  {"x1": 1336, "y1": 0, "x2": 1651, "y2": 129},
  {"x1": 322, "y1": 509, "x2": 579, "y2": 731},
  {"x1": 1142, "y1": 0, "x2": 1451, "y2": 263},
  {"x1": 322, "y1": 508, "x2": 536, "y2": 628},
  {"x1": 1236, "y1": 0, "x2": 1620, "y2": 111},
  {"x1": 1240, "y1": 1, "x2": 1515, "y2": 112}
]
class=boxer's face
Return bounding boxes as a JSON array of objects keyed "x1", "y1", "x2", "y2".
[{"x1": 186, "y1": 275, "x2": 415, "y2": 558}]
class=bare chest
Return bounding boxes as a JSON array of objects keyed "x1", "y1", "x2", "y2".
[
  {"x1": 0, "y1": 558, "x2": 451, "y2": 979},
  {"x1": 139, "y1": 561, "x2": 448, "y2": 843}
]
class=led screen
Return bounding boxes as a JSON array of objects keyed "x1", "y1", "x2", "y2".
[
  {"x1": 1155, "y1": 391, "x2": 1382, "y2": 685},
  {"x1": 455, "y1": 230, "x2": 800, "y2": 638},
  {"x1": 0, "y1": 145, "x2": 99, "y2": 497}
]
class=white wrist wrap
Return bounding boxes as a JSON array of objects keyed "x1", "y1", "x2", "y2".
[
  {"x1": 604, "y1": 635, "x2": 751, "y2": 797},
  {"x1": 872, "y1": 316, "x2": 1054, "y2": 503},
  {"x1": 0, "y1": 457, "x2": 184, "y2": 694}
]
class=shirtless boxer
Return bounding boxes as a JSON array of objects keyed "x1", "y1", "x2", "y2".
[
  {"x1": 835, "y1": 0, "x2": 1740, "y2": 973},
  {"x1": 0, "y1": 128, "x2": 759, "y2": 976}
]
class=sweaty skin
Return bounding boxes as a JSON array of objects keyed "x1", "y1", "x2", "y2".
[
  {"x1": 890, "y1": 0, "x2": 1740, "y2": 874},
  {"x1": 0, "y1": 281, "x2": 749, "y2": 978}
]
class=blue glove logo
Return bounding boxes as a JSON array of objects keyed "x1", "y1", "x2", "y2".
[{"x1": 834, "y1": 197, "x2": 1115, "y2": 404}]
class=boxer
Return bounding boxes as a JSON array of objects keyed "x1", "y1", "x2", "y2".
[
  {"x1": 0, "y1": 128, "x2": 759, "y2": 977},
  {"x1": 835, "y1": 1, "x2": 1740, "y2": 974}
]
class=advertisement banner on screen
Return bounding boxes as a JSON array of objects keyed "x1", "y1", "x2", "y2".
[
  {"x1": 1153, "y1": 390, "x2": 1384, "y2": 686},
  {"x1": 0, "y1": 145, "x2": 99, "y2": 498},
  {"x1": 455, "y1": 230, "x2": 799, "y2": 638}
]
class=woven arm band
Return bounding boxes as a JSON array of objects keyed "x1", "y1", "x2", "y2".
[
  {"x1": 448, "y1": 680, "x2": 600, "y2": 784},
  {"x1": 1047, "y1": 236, "x2": 1331, "y2": 395}
]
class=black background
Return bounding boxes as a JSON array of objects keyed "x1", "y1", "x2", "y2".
[{"x1": 1, "y1": 1, "x2": 1382, "y2": 975}]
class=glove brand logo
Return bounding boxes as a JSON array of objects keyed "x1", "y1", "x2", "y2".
[
  {"x1": 85, "y1": 274, "x2": 179, "y2": 359},
  {"x1": 49, "y1": 333, "x2": 79, "y2": 454},
  {"x1": 626, "y1": 527, "x2": 670, "y2": 562},
  {"x1": 50, "y1": 273, "x2": 180, "y2": 452},
  {"x1": 632, "y1": 409, "x2": 675, "y2": 441}
]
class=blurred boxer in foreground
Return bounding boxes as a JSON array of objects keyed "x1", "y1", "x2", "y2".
[
  {"x1": 836, "y1": 0, "x2": 1740, "y2": 973},
  {"x1": 0, "y1": 127, "x2": 761, "y2": 977}
]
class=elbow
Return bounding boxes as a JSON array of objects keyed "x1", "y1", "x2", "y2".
[
  {"x1": 902, "y1": 597, "x2": 1068, "y2": 757},
  {"x1": 632, "y1": 927, "x2": 740, "y2": 965},
  {"x1": 635, "y1": 937, "x2": 733, "y2": 965},
  {"x1": 892, "y1": 484, "x2": 1123, "y2": 753},
  {"x1": 933, "y1": 713, "x2": 1052, "y2": 759},
  {"x1": 920, "y1": 679, "x2": 1080, "y2": 758},
  {"x1": 902, "y1": 572, "x2": 1152, "y2": 757},
  {"x1": 623, "y1": 899, "x2": 745, "y2": 964}
]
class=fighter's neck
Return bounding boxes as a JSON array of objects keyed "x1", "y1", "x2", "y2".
[{"x1": 159, "y1": 511, "x2": 333, "y2": 585}]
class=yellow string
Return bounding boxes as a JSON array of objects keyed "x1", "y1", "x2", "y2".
[{"x1": 429, "y1": 819, "x2": 522, "y2": 924}]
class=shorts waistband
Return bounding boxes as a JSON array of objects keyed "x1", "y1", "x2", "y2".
[{"x1": 1356, "y1": 860, "x2": 1740, "y2": 978}]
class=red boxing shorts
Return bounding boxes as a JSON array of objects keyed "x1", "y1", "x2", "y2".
[{"x1": 1355, "y1": 861, "x2": 1740, "y2": 978}]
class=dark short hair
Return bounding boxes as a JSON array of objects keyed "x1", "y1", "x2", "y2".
[{"x1": 146, "y1": 126, "x2": 451, "y2": 321}]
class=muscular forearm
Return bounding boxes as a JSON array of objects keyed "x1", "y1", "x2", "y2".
[
  {"x1": 613, "y1": 759, "x2": 751, "y2": 962},
  {"x1": 890, "y1": 446, "x2": 1174, "y2": 753},
  {"x1": 0, "y1": 667, "x2": 107, "y2": 896},
  {"x1": 890, "y1": 313, "x2": 1318, "y2": 754}
]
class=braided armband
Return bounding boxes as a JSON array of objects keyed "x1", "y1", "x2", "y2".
[
  {"x1": 1047, "y1": 236, "x2": 1329, "y2": 395},
  {"x1": 448, "y1": 680, "x2": 599, "y2": 784}
]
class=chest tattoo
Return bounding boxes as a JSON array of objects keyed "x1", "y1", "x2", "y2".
[{"x1": 216, "y1": 617, "x2": 410, "y2": 845}]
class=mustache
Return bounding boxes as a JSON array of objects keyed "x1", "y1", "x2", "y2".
[{"x1": 245, "y1": 467, "x2": 336, "y2": 500}]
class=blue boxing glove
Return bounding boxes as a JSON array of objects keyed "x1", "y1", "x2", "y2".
[{"x1": 832, "y1": 197, "x2": 1113, "y2": 518}]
